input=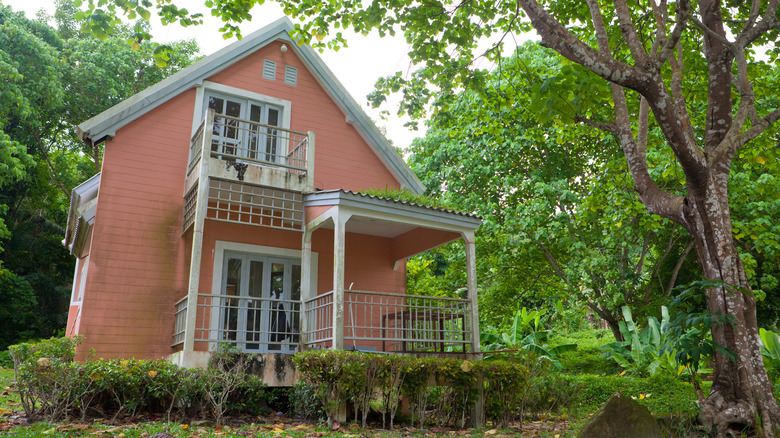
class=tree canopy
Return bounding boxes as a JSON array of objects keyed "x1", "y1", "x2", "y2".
[
  {"x1": 0, "y1": 1, "x2": 200, "y2": 351},
  {"x1": 16, "y1": 0, "x2": 780, "y2": 433}
]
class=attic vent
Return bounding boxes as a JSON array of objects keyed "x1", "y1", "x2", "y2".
[
  {"x1": 263, "y1": 59, "x2": 276, "y2": 80},
  {"x1": 284, "y1": 65, "x2": 298, "y2": 86}
]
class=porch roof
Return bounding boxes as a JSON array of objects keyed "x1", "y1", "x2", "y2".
[
  {"x1": 304, "y1": 190, "x2": 480, "y2": 264},
  {"x1": 304, "y1": 190, "x2": 481, "y2": 234}
]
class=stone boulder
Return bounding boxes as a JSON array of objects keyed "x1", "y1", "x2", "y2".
[{"x1": 578, "y1": 392, "x2": 660, "y2": 438}]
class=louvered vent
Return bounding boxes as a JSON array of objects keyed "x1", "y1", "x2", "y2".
[
  {"x1": 263, "y1": 59, "x2": 276, "y2": 80},
  {"x1": 284, "y1": 65, "x2": 298, "y2": 86}
]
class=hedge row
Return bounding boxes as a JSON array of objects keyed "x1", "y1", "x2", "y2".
[
  {"x1": 8, "y1": 337, "x2": 273, "y2": 424},
  {"x1": 292, "y1": 350, "x2": 528, "y2": 429}
]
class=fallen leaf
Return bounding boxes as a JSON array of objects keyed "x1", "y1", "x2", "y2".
[{"x1": 484, "y1": 429, "x2": 497, "y2": 435}]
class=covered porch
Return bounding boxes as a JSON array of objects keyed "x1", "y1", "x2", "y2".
[
  {"x1": 301, "y1": 190, "x2": 482, "y2": 355},
  {"x1": 170, "y1": 190, "x2": 481, "y2": 369}
]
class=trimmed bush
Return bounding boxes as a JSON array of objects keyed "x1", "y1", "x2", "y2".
[
  {"x1": 292, "y1": 350, "x2": 528, "y2": 429},
  {"x1": 8, "y1": 337, "x2": 275, "y2": 423}
]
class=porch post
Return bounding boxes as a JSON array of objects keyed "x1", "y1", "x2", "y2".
[
  {"x1": 332, "y1": 210, "x2": 350, "y2": 349},
  {"x1": 182, "y1": 110, "x2": 214, "y2": 354},
  {"x1": 300, "y1": 229, "x2": 313, "y2": 350},
  {"x1": 462, "y1": 230, "x2": 480, "y2": 354},
  {"x1": 463, "y1": 230, "x2": 483, "y2": 427},
  {"x1": 305, "y1": 131, "x2": 315, "y2": 191}
]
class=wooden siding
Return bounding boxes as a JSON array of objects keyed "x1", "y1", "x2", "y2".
[
  {"x1": 74, "y1": 91, "x2": 195, "y2": 360},
  {"x1": 206, "y1": 40, "x2": 401, "y2": 192}
]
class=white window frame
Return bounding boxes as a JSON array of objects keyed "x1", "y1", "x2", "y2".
[
  {"x1": 191, "y1": 81, "x2": 292, "y2": 137},
  {"x1": 70, "y1": 255, "x2": 89, "y2": 305},
  {"x1": 209, "y1": 241, "x2": 317, "y2": 352}
]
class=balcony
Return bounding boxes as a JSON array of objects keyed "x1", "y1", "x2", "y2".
[
  {"x1": 185, "y1": 109, "x2": 314, "y2": 196},
  {"x1": 172, "y1": 289, "x2": 473, "y2": 355},
  {"x1": 183, "y1": 109, "x2": 313, "y2": 234}
]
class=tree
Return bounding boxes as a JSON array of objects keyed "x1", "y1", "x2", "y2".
[
  {"x1": 67, "y1": 0, "x2": 780, "y2": 432},
  {"x1": 410, "y1": 44, "x2": 698, "y2": 340},
  {"x1": 0, "y1": 1, "x2": 201, "y2": 350}
]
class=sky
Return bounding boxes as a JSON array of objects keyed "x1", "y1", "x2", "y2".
[{"x1": 1, "y1": 0, "x2": 426, "y2": 149}]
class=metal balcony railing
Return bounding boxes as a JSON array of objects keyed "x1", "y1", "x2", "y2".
[
  {"x1": 193, "y1": 293, "x2": 300, "y2": 353},
  {"x1": 188, "y1": 110, "x2": 309, "y2": 176},
  {"x1": 174, "y1": 290, "x2": 472, "y2": 354}
]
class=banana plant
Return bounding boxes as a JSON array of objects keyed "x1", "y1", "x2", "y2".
[
  {"x1": 481, "y1": 307, "x2": 577, "y2": 369},
  {"x1": 602, "y1": 305, "x2": 677, "y2": 376},
  {"x1": 759, "y1": 328, "x2": 780, "y2": 380}
]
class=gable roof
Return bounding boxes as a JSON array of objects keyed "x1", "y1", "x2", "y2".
[{"x1": 77, "y1": 17, "x2": 425, "y2": 194}]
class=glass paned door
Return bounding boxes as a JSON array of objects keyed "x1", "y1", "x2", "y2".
[
  {"x1": 206, "y1": 93, "x2": 282, "y2": 162},
  {"x1": 208, "y1": 96, "x2": 243, "y2": 156},
  {"x1": 220, "y1": 252, "x2": 301, "y2": 353}
]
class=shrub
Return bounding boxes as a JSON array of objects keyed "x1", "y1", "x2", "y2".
[
  {"x1": 292, "y1": 350, "x2": 528, "y2": 429},
  {"x1": 8, "y1": 337, "x2": 273, "y2": 423}
]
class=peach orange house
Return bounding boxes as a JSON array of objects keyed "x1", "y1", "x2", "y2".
[{"x1": 62, "y1": 18, "x2": 481, "y2": 368}]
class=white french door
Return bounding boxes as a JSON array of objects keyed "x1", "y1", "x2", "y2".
[
  {"x1": 206, "y1": 93, "x2": 282, "y2": 162},
  {"x1": 220, "y1": 251, "x2": 301, "y2": 353}
]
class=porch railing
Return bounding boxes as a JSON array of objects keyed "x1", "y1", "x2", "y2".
[
  {"x1": 303, "y1": 290, "x2": 472, "y2": 352},
  {"x1": 303, "y1": 291, "x2": 334, "y2": 348},
  {"x1": 193, "y1": 293, "x2": 300, "y2": 352},
  {"x1": 174, "y1": 290, "x2": 472, "y2": 353},
  {"x1": 172, "y1": 296, "x2": 188, "y2": 347},
  {"x1": 188, "y1": 110, "x2": 309, "y2": 176}
]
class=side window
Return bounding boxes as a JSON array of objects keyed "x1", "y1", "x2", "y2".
[{"x1": 72, "y1": 255, "x2": 89, "y2": 304}]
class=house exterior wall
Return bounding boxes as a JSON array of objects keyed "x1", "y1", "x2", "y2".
[
  {"x1": 205, "y1": 40, "x2": 401, "y2": 192},
  {"x1": 71, "y1": 40, "x2": 407, "y2": 360},
  {"x1": 73, "y1": 91, "x2": 195, "y2": 360}
]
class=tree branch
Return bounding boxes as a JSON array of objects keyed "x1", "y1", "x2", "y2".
[
  {"x1": 666, "y1": 240, "x2": 694, "y2": 295},
  {"x1": 613, "y1": 0, "x2": 652, "y2": 68},
  {"x1": 33, "y1": 133, "x2": 71, "y2": 199},
  {"x1": 517, "y1": 0, "x2": 652, "y2": 91},
  {"x1": 736, "y1": 0, "x2": 780, "y2": 48}
]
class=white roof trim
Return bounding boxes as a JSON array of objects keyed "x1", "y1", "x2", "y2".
[
  {"x1": 76, "y1": 17, "x2": 425, "y2": 193},
  {"x1": 63, "y1": 173, "x2": 101, "y2": 254},
  {"x1": 304, "y1": 190, "x2": 481, "y2": 231}
]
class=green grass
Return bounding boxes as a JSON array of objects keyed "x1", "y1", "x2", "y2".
[
  {"x1": 0, "y1": 421, "x2": 530, "y2": 437},
  {"x1": 1, "y1": 367, "x2": 20, "y2": 414}
]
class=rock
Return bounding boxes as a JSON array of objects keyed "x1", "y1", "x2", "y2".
[{"x1": 578, "y1": 392, "x2": 659, "y2": 438}]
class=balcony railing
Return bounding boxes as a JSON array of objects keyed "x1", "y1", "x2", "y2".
[
  {"x1": 172, "y1": 296, "x2": 188, "y2": 347},
  {"x1": 174, "y1": 290, "x2": 472, "y2": 354},
  {"x1": 188, "y1": 109, "x2": 310, "y2": 177}
]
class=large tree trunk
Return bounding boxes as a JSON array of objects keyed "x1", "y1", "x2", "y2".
[{"x1": 685, "y1": 186, "x2": 780, "y2": 435}]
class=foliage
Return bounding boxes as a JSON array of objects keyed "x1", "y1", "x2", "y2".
[
  {"x1": 663, "y1": 280, "x2": 736, "y2": 373},
  {"x1": 0, "y1": 2, "x2": 200, "y2": 351},
  {"x1": 361, "y1": 187, "x2": 464, "y2": 213},
  {"x1": 7, "y1": 337, "x2": 274, "y2": 423},
  {"x1": 759, "y1": 328, "x2": 780, "y2": 382},
  {"x1": 601, "y1": 305, "x2": 711, "y2": 381},
  {"x1": 293, "y1": 349, "x2": 527, "y2": 429},
  {"x1": 482, "y1": 307, "x2": 576, "y2": 369}
]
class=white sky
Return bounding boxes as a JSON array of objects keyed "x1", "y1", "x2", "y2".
[{"x1": 2, "y1": 0, "x2": 425, "y2": 149}]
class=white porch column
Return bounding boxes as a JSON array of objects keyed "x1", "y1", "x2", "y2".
[
  {"x1": 182, "y1": 111, "x2": 214, "y2": 354},
  {"x1": 299, "y1": 229, "x2": 313, "y2": 350},
  {"x1": 462, "y1": 230, "x2": 480, "y2": 354},
  {"x1": 332, "y1": 210, "x2": 350, "y2": 349},
  {"x1": 305, "y1": 131, "x2": 315, "y2": 191}
]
